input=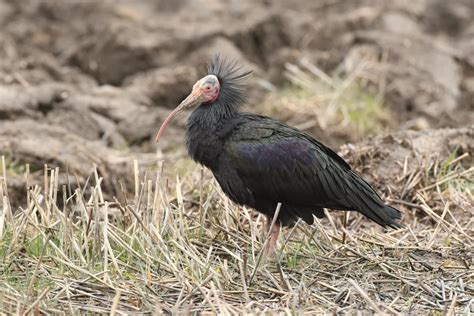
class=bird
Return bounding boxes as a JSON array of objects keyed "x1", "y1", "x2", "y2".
[{"x1": 155, "y1": 55, "x2": 401, "y2": 254}]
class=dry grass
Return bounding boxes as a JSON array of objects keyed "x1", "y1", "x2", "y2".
[
  {"x1": 259, "y1": 58, "x2": 392, "y2": 144},
  {"x1": 0, "y1": 152, "x2": 472, "y2": 314}
]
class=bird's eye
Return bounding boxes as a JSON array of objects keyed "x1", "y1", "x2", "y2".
[{"x1": 204, "y1": 86, "x2": 211, "y2": 91}]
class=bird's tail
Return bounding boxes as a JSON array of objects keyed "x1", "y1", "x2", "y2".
[
  {"x1": 345, "y1": 171, "x2": 402, "y2": 229},
  {"x1": 378, "y1": 204, "x2": 402, "y2": 229}
]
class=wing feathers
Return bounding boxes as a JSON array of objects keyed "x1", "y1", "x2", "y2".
[{"x1": 223, "y1": 115, "x2": 401, "y2": 228}]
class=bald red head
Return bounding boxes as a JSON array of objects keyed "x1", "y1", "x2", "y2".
[{"x1": 155, "y1": 75, "x2": 220, "y2": 142}]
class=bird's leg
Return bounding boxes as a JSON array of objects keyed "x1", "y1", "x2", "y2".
[
  {"x1": 264, "y1": 216, "x2": 280, "y2": 255},
  {"x1": 342, "y1": 212, "x2": 347, "y2": 244}
]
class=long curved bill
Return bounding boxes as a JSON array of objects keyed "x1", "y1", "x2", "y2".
[{"x1": 155, "y1": 91, "x2": 202, "y2": 142}]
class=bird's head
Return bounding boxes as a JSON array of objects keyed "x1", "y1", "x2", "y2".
[
  {"x1": 155, "y1": 55, "x2": 251, "y2": 142},
  {"x1": 180, "y1": 74, "x2": 222, "y2": 109},
  {"x1": 154, "y1": 74, "x2": 220, "y2": 142}
]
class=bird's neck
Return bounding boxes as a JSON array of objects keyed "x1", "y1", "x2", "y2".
[{"x1": 185, "y1": 103, "x2": 237, "y2": 168}]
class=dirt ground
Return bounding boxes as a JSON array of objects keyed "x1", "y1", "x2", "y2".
[{"x1": 0, "y1": 0, "x2": 473, "y2": 314}]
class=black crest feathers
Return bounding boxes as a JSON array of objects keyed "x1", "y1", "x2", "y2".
[{"x1": 207, "y1": 54, "x2": 252, "y2": 111}]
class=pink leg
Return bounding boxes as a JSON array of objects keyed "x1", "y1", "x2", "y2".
[{"x1": 264, "y1": 217, "x2": 280, "y2": 255}]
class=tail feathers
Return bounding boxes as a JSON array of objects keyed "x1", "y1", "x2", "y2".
[
  {"x1": 379, "y1": 204, "x2": 402, "y2": 229},
  {"x1": 355, "y1": 201, "x2": 402, "y2": 229},
  {"x1": 345, "y1": 172, "x2": 402, "y2": 229}
]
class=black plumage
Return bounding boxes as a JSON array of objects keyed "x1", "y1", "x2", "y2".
[{"x1": 156, "y1": 56, "x2": 401, "y2": 249}]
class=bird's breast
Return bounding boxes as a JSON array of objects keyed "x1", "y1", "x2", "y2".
[
  {"x1": 185, "y1": 128, "x2": 223, "y2": 170},
  {"x1": 185, "y1": 106, "x2": 237, "y2": 170}
]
